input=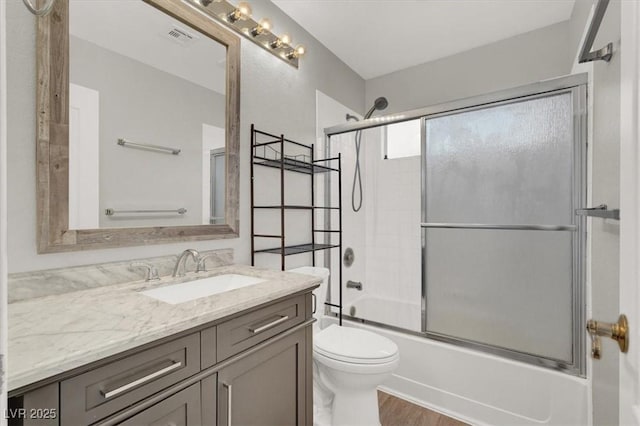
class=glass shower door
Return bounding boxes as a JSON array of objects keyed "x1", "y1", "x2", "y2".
[{"x1": 422, "y1": 88, "x2": 586, "y2": 374}]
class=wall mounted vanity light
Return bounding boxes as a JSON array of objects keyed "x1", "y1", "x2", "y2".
[
  {"x1": 227, "y1": 1, "x2": 252, "y2": 23},
  {"x1": 188, "y1": 0, "x2": 306, "y2": 68}
]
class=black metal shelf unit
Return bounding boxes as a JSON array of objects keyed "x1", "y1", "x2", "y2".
[{"x1": 250, "y1": 124, "x2": 343, "y2": 324}]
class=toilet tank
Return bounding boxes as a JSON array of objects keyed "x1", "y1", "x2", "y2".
[{"x1": 288, "y1": 266, "x2": 330, "y2": 327}]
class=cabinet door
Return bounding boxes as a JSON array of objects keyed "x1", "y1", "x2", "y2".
[
  {"x1": 212, "y1": 328, "x2": 310, "y2": 426},
  {"x1": 117, "y1": 383, "x2": 201, "y2": 426}
]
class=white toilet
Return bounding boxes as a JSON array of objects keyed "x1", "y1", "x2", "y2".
[{"x1": 289, "y1": 267, "x2": 400, "y2": 426}]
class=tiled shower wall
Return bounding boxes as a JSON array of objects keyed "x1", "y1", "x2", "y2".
[
  {"x1": 361, "y1": 128, "x2": 421, "y2": 330},
  {"x1": 325, "y1": 121, "x2": 422, "y2": 331}
]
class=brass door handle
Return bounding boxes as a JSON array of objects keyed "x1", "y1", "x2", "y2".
[{"x1": 587, "y1": 314, "x2": 629, "y2": 359}]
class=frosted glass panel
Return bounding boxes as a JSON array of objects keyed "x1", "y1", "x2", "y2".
[
  {"x1": 425, "y1": 229, "x2": 573, "y2": 362},
  {"x1": 425, "y1": 93, "x2": 574, "y2": 225}
]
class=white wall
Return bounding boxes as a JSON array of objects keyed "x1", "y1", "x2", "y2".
[
  {"x1": 6, "y1": 0, "x2": 365, "y2": 273},
  {"x1": 70, "y1": 35, "x2": 225, "y2": 228},
  {"x1": 365, "y1": 21, "x2": 572, "y2": 114}
]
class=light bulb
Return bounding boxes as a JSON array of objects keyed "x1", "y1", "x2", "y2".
[
  {"x1": 286, "y1": 44, "x2": 306, "y2": 59},
  {"x1": 259, "y1": 18, "x2": 272, "y2": 32},
  {"x1": 251, "y1": 17, "x2": 273, "y2": 36},
  {"x1": 269, "y1": 33, "x2": 291, "y2": 49},
  {"x1": 228, "y1": 1, "x2": 252, "y2": 22},
  {"x1": 236, "y1": 1, "x2": 252, "y2": 19}
]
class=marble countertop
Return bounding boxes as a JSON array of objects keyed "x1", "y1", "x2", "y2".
[{"x1": 8, "y1": 264, "x2": 320, "y2": 392}]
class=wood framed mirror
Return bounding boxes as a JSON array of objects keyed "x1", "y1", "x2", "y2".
[{"x1": 36, "y1": 0, "x2": 240, "y2": 253}]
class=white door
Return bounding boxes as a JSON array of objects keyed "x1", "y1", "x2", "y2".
[
  {"x1": 619, "y1": 1, "x2": 640, "y2": 424},
  {"x1": 69, "y1": 83, "x2": 100, "y2": 229}
]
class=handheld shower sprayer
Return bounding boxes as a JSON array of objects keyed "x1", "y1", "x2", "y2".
[{"x1": 351, "y1": 97, "x2": 388, "y2": 212}]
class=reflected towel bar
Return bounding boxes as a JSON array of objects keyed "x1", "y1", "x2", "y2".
[
  {"x1": 117, "y1": 138, "x2": 181, "y2": 155},
  {"x1": 105, "y1": 208, "x2": 187, "y2": 216},
  {"x1": 420, "y1": 223, "x2": 577, "y2": 231}
]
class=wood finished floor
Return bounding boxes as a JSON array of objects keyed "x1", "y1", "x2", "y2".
[{"x1": 378, "y1": 391, "x2": 468, "y2": 426}]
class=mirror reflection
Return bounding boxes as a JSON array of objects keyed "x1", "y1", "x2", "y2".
[{"x1": 68, "y1": 0, "x2": 227, "y2": 229}]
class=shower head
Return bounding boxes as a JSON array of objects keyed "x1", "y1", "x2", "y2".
[
  {"x1": 364, "y1": 96, "x2": 389, "y2": 119},
  {"x1": 374, "y1": 96, "x2": 389, "y2": 110}
]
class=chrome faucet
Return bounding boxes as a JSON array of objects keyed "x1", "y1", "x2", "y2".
[
  {"x1": 172, "y1": 249, "x2": 200, "y2": 277},
  {"x1": 130, "y1": 262, "x2": 160, "y2": 281},
  {"x1": 196, "y1": 252, "x2": 219, "y2": 273}
]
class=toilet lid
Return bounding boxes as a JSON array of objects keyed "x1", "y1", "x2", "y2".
[{"x1": 314, "y1": 324, "x2": 398, "y2": 364}]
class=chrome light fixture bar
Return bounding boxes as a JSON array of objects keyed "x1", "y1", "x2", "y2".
[{"x1": 186, "y1": 0, "x2": 305, "y2": 68}]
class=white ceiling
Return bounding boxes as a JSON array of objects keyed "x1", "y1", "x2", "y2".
[
  {"x1": 70, "y1": 0, "x2": 227, "y2": 94},
  {"x1": 272, "y1": 0, "x2": 576, "y2": 79}
]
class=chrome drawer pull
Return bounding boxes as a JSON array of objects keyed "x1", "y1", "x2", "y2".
[
  {"x1": 248, "y1": 315, "x2": 290, "y2": 334},
  {"x1": 100, "y1": 361, "x2": 183, "y2": 399},
  {"x1": 223, "y1": 382, "x2": 232, "y2": 426}
]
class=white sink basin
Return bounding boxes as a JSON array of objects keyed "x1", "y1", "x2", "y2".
[{"x1": 139, "y1": 274, "x2": 266, "y2": 305}]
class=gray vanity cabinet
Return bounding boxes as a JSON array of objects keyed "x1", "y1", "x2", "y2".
[
  {"x1": 60, "y1": 334, "x2": 200, "y2": 425},
  {"x1": 206, "y1": 328, "x2": 310, "y2": 426},
  {"x1": 8, "y1": 292, "x2": 313, "y2": 426},
  {"x1": 116, "y1": 383, "x2": 201, "y2": 426}
]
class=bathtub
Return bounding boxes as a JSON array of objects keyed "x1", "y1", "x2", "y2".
[
  {"x1": 323, "y1": 298, "x2": 590, "y2": 426},
  {"x1": 346, "y1": 296, "x2": 422, "y2": 331}
]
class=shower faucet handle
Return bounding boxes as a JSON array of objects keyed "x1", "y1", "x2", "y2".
[{"x1": 346, "y1": 280, "x2": 362, "y2": 291}]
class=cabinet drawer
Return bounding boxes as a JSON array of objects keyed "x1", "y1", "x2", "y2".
[
  {"x1": 115, "y1": 383, "x2": 201, "y2": 426},
  {"x1": 61, "y1": 333, "x2": 200, "y2": 425},
  {"x1": 208, "y1": 294, "x2": 307, "y2": 364}
]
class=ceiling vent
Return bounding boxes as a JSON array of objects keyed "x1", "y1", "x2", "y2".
[{"x1": 164, "y1": 26, "x2": 199, "y2": 45}]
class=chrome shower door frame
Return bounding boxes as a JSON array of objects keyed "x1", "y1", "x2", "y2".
[
  {"x1": 324, "y1": 73, "x2": 588, "y2": 376},
  {"x1": 420, "y1": 81, "x2": 587, "y2": 376}
]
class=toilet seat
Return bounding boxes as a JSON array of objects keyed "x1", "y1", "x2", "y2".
[{"x1": 314, "y1": 324, "x2": 399, "y2": 365}]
